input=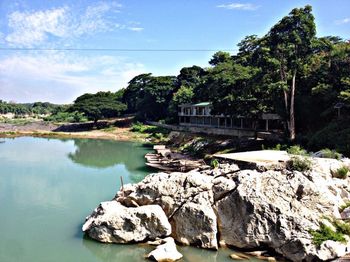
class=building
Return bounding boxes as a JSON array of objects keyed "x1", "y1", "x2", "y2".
[{"x1": 178, "y1": 102, "x2": 282, "y2": 132}]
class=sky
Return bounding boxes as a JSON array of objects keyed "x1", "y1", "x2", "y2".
[{"x1": 0, "y1": 0, "x2": 349, "y2": 104}]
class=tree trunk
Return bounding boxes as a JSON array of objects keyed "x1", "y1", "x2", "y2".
[
  {"x1": 93, "y1": 118, "x2": 98, "y2": 129},
  {"x1": 289, "y1": 70, "x2": 296, "y2": 140}
]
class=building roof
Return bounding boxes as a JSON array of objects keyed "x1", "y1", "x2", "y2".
[
  {"x1": 178, "y1": 102, "x2": 212, "y2": 107},
  {"x1": 193, "y1": 102, "x2": 211, "y2": 107}
]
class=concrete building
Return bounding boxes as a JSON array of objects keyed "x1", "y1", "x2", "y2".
[{"x1": 178, "y1": 102, "x2": 282, "y2": 132}]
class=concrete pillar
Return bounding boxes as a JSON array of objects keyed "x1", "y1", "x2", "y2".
[
  {"x1": 265, "y1": 119, "x2": 269, "y2": 131},
  {"x1": 240, "y1": 118, "x2": 243, "y2": 129},
  {"x1": 225, "y1": 118, "x2": 227, "y2": 128}
]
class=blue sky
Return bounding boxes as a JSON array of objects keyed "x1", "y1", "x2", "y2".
[{"x1": 0, "y1": 0, "x2": 349, "y2": 104}]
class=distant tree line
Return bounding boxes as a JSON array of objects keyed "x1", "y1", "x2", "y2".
[{"x1": 0, "y1": 100, "x2": 64, "y2": 116}]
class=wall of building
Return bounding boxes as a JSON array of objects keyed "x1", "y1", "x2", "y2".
[{"x1": 147, "y1": 121, "x2": 256, "y2": 138}]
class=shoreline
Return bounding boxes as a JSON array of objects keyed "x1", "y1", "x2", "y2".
[{"x1": 0, "y1": 120, "x2": 150, "y2": 142}]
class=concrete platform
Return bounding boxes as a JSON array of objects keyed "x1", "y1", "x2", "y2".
[{"x1": 214, "y1": 150, "x2": 290, "y2": 166}]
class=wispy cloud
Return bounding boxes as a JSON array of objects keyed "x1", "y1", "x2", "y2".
[
  {"x1": 0, "y1": 52, "x2": 145, "y2": 103},
  {"x1": 217, "y1": 3, "x2": 259, "y2": 11},
  {"x1": 3, "y1": 2, "x2": 136, "y2": 47},
  {"x1": 5, "y1": 7, "x2": 68, "y2": 46},
  {"x1": 335, "y1": 17, "x2": 350, "y2": 25},
  {"x1": 128, "y1": 27, "x2": 144, "y2": 32}
]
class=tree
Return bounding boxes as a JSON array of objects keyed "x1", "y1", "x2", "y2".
[
  {"x1": 123, "y1": 73, "x2": 152, "y2": 113},
  {"x1": 70, "y1": 91, "x2": 127, "y2": 124},
  {"x1": 135, "y1": 76, "x2": 177, "y2": 121},
  {"x1": 209, "y1": 51, "x2": 232, "y2": 66},
  {"x1": 266, "y1": 5, "x2": 316, "y2": 140}
]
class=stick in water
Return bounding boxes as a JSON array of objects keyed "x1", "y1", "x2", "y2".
[{"x1": 120, "y1": 176, "x2": 125, "y2": 197}]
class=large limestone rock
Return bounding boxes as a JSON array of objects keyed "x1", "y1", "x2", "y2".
[
  {"x1": 214, "y1": 169, "x2": 346, "y2": 261},
  {"x1": 83, "y1": 158, "x2": 350, "y2": 261},
  {"x1": 117, "y1": 171, "x2": 219, "y2": 249},
  {"x1": 82, "y1": 201, "x2": 171, "y2": 243},
  {"x1": 147, "y1": 237, "x2": 183, "y2": 262}
]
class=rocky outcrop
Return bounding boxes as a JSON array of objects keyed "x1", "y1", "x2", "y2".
[
  {"x1": 116, "y1": 171, "x2": 218, "y2": 249},
  {"x1": 82, "y1": 201, "x2": 171, "y2": 243},
  {"x1": 83, "y1": 158, "x2": 350, "y2": 261},
  {"x1": 147, "y1": 237, "x2": 183, "y2": 261}
]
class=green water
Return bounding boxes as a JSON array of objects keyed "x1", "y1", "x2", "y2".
[{"x1": 0, "y1": 137, "x2": 260, "y2": 262}]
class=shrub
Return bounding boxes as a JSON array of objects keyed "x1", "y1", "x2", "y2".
[
  {"x1": 287, "y1": 145, "x2": 308, "y2": 156},
  {"x1": 44, "y1": 111, "x2": 87, "y2": 123},
  {"x1": 287, "y1": 156, "x2": 312, "y2": 172},
  {"x1": 310, "y1": 222, "x2": 346, "y2": 246},
  {"x1": 319, "y1": 148, "x2": 342, "y2": 160},
  {"x1": 333, "y1": 166, "x2": 349, "y2": 179}
]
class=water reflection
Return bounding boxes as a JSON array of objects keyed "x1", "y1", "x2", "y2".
[
  {"x1": 82, "y1": 236, "x2": 152, "y2": 262},
  {"x1": 68, "y1": 139, "x2": 153, "y2": 181}
]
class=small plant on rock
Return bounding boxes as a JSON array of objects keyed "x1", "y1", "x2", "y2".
[
  {"x1": 287, "y1": 156, "x2": 312, "y2": 172},
  {"x1": 333, "y1": 166, "x2": 350, "y2": 179},
  {"x1": 210, "y1": 159, "x2": 219, "y2": 169},
  {"x1": 310, "y1": 222, "x2": 346, "y2": 246}
]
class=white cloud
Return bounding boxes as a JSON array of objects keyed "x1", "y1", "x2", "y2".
[
  {"x1": 0, "y1": 52, "x2": 145, "y2": 103},
  {"x1": 217, "y1": 3, "x2": 259, "y2": 11},
  {"x1": 5, "y1": 7, "x2": 68, "y2": 46},
  {"x1": 128, "y1": 27, "x2": 144, "y2": 32},
  {"x1": 4, "y1": 2, "x2": 129, "y2": 47},
  {"x1": 335, "y1": 18, "x2": 350, "y2": 25}
]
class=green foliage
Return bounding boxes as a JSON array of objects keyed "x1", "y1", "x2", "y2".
[
  {"x1": 130, "y1": 122, "x2": 169, "y2": 141},
  {"x1": 287, "y1": 145, "x2": 308, "y2": 156},
  {"x1": 308, "y1": 120, "x2": 350, "y2": 155},
  {"x1": 319, "y1": 148, "x2": 342, "y2": 160},
  {"x1": 44, "y1": 111, "x2": 87, "y2": 123},
  {"x1": 70, "y1": 91, "x2": 127, "y2": 123},
  {"x1": 287, "y1": 156, "x2": 312, "y2": 172},
  {"x1": 210, "y1": 159, "x2": 219, "y2": 168},
  {"x1": 310, "y1": 222, "x2": 346, "y2": 246},
  {"x1": 0, "y1": 100, "x2": 64, "y2": 116},
  {"x1": 333, "y1": 166, "x2": 349, "y2": 179},
  {"x1": 340, "y1": 202, "x2": 350, "y2": 213}
]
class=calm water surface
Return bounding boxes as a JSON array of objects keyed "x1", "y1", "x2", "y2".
[{"x1": 0, "y1": 137, "x2": 260, "y2": 262}]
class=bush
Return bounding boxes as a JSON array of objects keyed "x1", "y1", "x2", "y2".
[
  {"x1": 44, "y1": 111, "x2": 87, "y2": 123},
  {"x1": 319, "y1": 148, "x2": 342, "y2": 160},
  {"x1": 287, "y1": 156, "x2": 312, "y2": 172},
  {"x1": 333, "y1": 166, "x2": 350, "y2": 179},
  {"x1": 287, "y1": 145, "x2": 308, "y2": 156},
  {"x1": 310, "y1": 222, "x2": 346, "y2": 246}
]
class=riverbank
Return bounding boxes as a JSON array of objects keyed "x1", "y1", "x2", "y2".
[{"x1": 0, "y1": 119, "x2": 150, "y2": 142}]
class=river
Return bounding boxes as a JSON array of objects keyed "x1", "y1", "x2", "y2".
[{"x1": 0, "y1": 137, "x2": 262, "y2": 262}]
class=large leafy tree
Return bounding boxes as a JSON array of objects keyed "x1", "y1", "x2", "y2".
[
  {"x1": 70, "y1": 91, "x2": 127, "y2": 124},
  {"x1": 136, "y1": 75, "x2": 177, "y2": 120},
  {"x1": 122, "y1": 73, "x2": 152, "y2": 113},
  {"x1": 266, "y1": 5, "x2": 316, "y2": 140}
]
